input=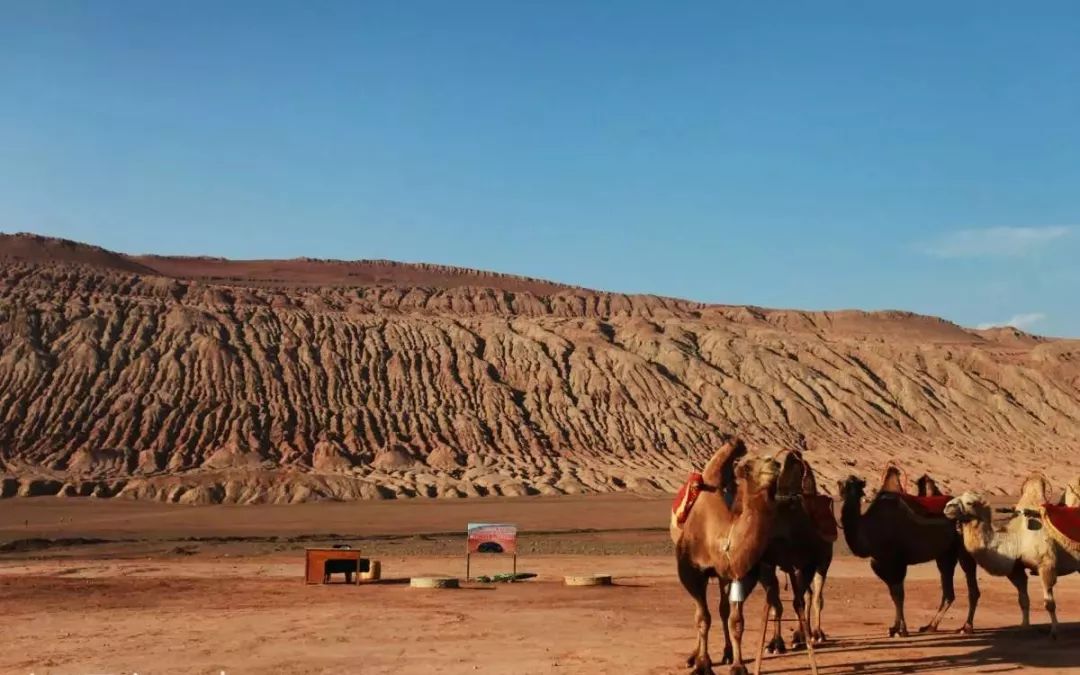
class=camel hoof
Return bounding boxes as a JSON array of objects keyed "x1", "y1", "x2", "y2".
[
  {"x1": 766, "y1": 637, "x2": 787, "y2": 654},
  {"x1": 888, "y1": 627, "x2": 909, "y2": 638},
  {"x1": 812, "y1": 629, "x2": 828, "y2": 644},
  {"x1": 689, "y1": 656, "x2": 714, "y2": 675},
  {"x1": 719, "y1": 646, "x2": 733, "y2": 665},
  {"x1": 956, "y1": 623, "x2": 974, "y2": 635},
  {"x1": 917, "y1": 624, "x2": 939, "y2": 634},
  {"x1": 791, "y1": 631, "x2": 807, "y2": 651},
  {"x1": 729, "y1": 665, "x2": 748, "y2": 675}
]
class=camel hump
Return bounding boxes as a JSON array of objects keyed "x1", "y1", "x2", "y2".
[
  {"x1": 1018, "y1": 473, "x2": 1053, "y2": 509},
  {"x1": 916, "y1": 474, "x2": 943, "y2": 497},
  {"x1": 700, "y1": 437, "x2": 747, "y2": 488},
  {"x1": 879, "y1": 462, "x2": 908, "y2": 494},
  {"x1": 1064, "y1": 479, "x2": 1080, "y2": 507}
]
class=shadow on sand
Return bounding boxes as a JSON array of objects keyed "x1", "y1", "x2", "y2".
[{"x1": 763, "y1": 622, "x2": 1080, "y2": 674}]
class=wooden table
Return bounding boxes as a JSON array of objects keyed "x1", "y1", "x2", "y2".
[{"x1": 305, "y1": 548, "x2": 366, "y2": 585}]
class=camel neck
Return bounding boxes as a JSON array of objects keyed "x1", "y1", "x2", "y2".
[
  {"x1": 840, "y1": 494, "x2": 869, "y2": 558},
  {"x1": 960, "y1": 516, "x2": 1017, "y2": 577}
]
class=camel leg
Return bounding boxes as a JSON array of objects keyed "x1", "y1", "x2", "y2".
[
  {"x1": 1007, "y1": 562, "x2": 1031, "y2": 628},
  {"x1": 759, "y1": 566, "x2": 786, "y2": 654},
  {"x1": 791, "y1": 569, "x2": 820, "y2": 675},
  {"x1": 1037, "y1": 565, "x2": 1059, "y2": 640},
  {"x1": 871, "y1": 559, "x2": 909, "y2": 637},
  {"x1": 956, "y1": 549, "x2": 980, "y2": 634},
  {"x1": 919, "y1": 553, "x2": 957, "y2": 632},
  {"x1": 718, "y1": 583, "x2": 734, "y2": 665},
  {"x1": 678, "y1": 561, "x2": 713, "y2": 672},
  {"x1": 728, "y1": 599, "x2": 748, "y2": 675},
  {"x1": 810, "y1": 566, "x2": 828, "y2": 643},
  {"x1": 790, "y1": 571, "x2": 807, "y2": 650}
]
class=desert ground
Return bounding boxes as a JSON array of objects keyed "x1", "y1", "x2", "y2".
[{"x1": 2, "y1": 494, "x2": 1079, "y2": 675}]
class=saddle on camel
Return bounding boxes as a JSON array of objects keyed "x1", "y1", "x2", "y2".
[
  {"x1": 757, "y1": 449, "x2": 836, "y2": 656},
  {"x1": 839, "y1": 462, "x2": 980, "y2": 637},
  {"x1": 670, "y1": 438, "x2": 782, "y2": 675},
  {"x1": 875, "y1": 465, "x2": 952, "y2": 518},
  {"x1": 945, "y1": 474, "x2": 1080, "y2": 639},
  {"x1": 1043, "y1": 503, "x2": 1080, "y2": 554}
]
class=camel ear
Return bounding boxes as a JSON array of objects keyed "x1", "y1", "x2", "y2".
[
  {"x1": 731, "y1": 438, "x2": 747, "y2": 459},
  {"x1": 837, "y1": 480, "x2": 845, "y2": 494}
]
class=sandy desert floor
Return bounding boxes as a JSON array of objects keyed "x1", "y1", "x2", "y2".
[{"x1": 2, "y1": 495, "x2": 1079, "y2": 675}]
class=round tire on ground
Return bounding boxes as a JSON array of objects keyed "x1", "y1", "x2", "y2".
[
  {"x1": 410, "y1": 576, "x2": 460, "y2": 589},
  {"x1": 563, "y1": 574, "x2": 613, "y2": 586}
]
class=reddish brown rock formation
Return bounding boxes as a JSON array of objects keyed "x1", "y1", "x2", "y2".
[{"x1": 0, "y1": 232, "x2": 1078, "y2": 503}]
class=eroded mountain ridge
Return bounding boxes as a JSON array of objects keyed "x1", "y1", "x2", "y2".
[{"x1": 1, "y1": 233, "x2": 1077, "y2": 503}]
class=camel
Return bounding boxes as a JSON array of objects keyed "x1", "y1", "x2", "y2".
[
  {"x1": 671, "y1": 438, "x2": 781, "y2": 675},
  {"x1": 944, "y1": 474, "x2": 1080, "y2": 639},
  {"x1": 838, "y1": 467, "x2": 980, "y2": 637},
  {"x1": 757, "y1": 449, "x2": 834, "y2": 654}
]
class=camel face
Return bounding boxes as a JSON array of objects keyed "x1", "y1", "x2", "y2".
[
  {"x1": 838, "y1": 475, "x2": 866, "y2": 502},
  {"x1": 944, "y1": 492, "x2": 988, "y2": 523},
  {"x1": 741, "y1": 455, "x2": 780, "y2": 494}
]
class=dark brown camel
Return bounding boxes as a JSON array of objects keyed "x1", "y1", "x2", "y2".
[
  {"x1": 756, "y1": 449, "x2": 835, "y2": 654},
  {"x1": 671, "y1": 439, "x2": 781, "y2": 675},
  {"x1": 839, "y1": 468, "x2": 980, "y2": 637}
]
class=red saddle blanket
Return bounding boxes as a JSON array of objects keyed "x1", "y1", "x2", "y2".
[
  {"x1": 1043, "y1": 504, "x2": 1080, "y2": 544},
  {"x1": 673, "y1": 472, "x2": 704, "y2": 525},
  {"x1": 803, "y1": 495, "x2": 838, "y2": 542},
  {"x1": 899, "y1": 493, "x2": 952, "y2": 516}
]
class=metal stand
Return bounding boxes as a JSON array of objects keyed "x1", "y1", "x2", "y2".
[
  {"x1": 466, "y1": 553, "x2": 518, "y2": 581},
  {"x1": 754, "y1": 598, "x2": 771, "y2": 675},
  {"x1": 754, "y1": 574, "x2": 820, "y2": 675}
]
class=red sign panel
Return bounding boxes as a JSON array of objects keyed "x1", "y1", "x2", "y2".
[{"x1": 467, "y1": 523, "x2": 517, "y2": 555}]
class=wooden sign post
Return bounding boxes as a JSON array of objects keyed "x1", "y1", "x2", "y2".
[{"x1": 465, "y1": 523, "x2": 518, "y2": 580}]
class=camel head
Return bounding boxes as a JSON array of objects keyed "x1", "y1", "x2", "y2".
[
  {"x1": 736, "y1": 454, "x2": 780, "y2": 500},
  {"x1": 838, "y1": 475, "x2": 866, "y2": 503},
  {"x1": 944, "y1": 492, "x2": 991, "y2": 524},
  {"x1": 775, "y1": 449, "x2": 806, "y2": 496}
]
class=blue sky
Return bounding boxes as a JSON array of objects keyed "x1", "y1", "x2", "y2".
[{"x1": 2, "y1": 1, "x2": 1078, "y2": 336}]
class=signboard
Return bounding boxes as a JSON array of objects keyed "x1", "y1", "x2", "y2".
[
  {"x1": 467, "y1": 523, "x2": 517, "y2": 554},
  {"x1": 465, "y1": 523, "x2": 518, "y2": 580}
]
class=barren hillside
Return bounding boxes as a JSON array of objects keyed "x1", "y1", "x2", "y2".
[{"x1": 1, "y1": 232, "x2": 1078, "y2": 503}]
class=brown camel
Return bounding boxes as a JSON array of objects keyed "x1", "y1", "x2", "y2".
[
  {"x1": 671, "y1": 438, "x2": 781, "y2": 675},
  {"x1": 838, "y1": 467, "x2": 980, "y2": 637},
  {"x1": 945, "y1": 474, "x2": 1080, "y2": 639},
  {"x1": 756, "y1": 449, "x2": 835, "y2": 654}
]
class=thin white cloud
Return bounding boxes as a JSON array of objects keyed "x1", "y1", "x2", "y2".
[
  {"x1": 976, "y1": 313, "x2": 1046, "y2": 330},
  {"x1": 923, "y1": 226, "x2": 1072, "y2": 258}
]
